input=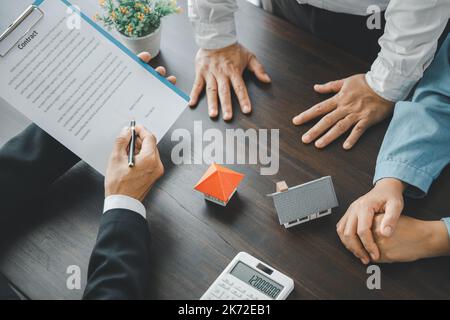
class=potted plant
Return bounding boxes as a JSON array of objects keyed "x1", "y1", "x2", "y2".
[{"x1": 96, "y1": 0, "x2": 180, "y2": 57}]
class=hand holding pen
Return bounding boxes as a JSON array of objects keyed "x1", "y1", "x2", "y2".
[
  {"x1": 105, "y1": 123, "x2": 164, "y2": 202},
  {"x1": 128, "y1": 120, "x2": 136, "y2": 167}
]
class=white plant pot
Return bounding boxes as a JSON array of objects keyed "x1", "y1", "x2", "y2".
[{"x1": 119, "y1": 26, "x2": 162, "y2": 58}]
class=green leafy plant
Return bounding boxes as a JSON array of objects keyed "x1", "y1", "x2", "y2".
[{"x1": 96, "y1": 0, "x2": 180, "y2": 38}]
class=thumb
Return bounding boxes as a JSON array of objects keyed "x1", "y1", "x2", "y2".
[
  {"x1": 380, "y1": 199, "x2": 403, "y2": 237},
  {"x1": 314, "y1": 79, "x2": 344, "y2": 94},
  {"x1": 248, "y1": 55, "x2": 271, "y2": 83},
  {"x1": 112, "y1": 127, "x2": 131, "y2": 157}
]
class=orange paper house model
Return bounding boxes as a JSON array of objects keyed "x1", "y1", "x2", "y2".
[{"x1": 194, "y1": 164, "x2": 245, "y2": 206}]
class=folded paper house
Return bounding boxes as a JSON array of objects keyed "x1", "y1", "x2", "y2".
[
  {"x1": 268, "y1": 176, "x2": 339, "y2": 228},
  {"x1": 194, "y1": 164, "x2": 245, "y2": 206}
]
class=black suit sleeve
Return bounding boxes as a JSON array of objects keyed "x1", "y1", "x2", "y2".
[
  {"x1": 83, "y1": 209, "x2": 152, "y2": 300},
  {"x1": 0, "y1": 124, "x2": 79, "y2": 225},
  {"x1": 0, "y1": 124, "x2": 79, "y2": 298},
  {"x1": 0, "y1": 274, "x2": 19, "y2": 300}
]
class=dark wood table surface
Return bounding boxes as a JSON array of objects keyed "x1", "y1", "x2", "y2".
[{"x1": 1, "y1": 0, "x2": 449, "y2": 300}]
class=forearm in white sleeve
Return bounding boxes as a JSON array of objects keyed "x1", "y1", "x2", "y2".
[
  {"x1": 366, "y1": 0, "x2": 450, "y2": 102},
  {"x1": 188, "y1": 0, "x2": 238, "y2": 49}
]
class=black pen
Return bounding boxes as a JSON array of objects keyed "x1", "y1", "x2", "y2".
[{"x1": 128, "y1": 120, "x2": 136, "y2": 167}]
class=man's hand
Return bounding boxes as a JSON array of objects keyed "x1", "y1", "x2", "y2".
[
  {"x1": 188, "y1": 43, "x2": 271, "y2": 121},
  {"x1": 103, "y1": 52, "x2": 170, "y2": 202},
  {"x1": 372, "y1": 215, "x2": 450, "y2": 263},
  {"x1": 105, "y1": 126, "x2": 164, "y2": 202},
  {"x1": 293, "y1": 74, "x2": 394, "y2": 149},
  {"x1": 138, "y1": 52, "x2": 177, "y2": 84},
  {"x1": 337, "y1": 178, "x2": 405, "y2": 264}
]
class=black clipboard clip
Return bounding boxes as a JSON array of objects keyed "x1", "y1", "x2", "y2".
[{"x1": 0, "y1": 5, "x2": 44, "y2": 57}]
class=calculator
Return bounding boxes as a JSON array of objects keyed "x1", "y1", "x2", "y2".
[{"x1": 201, "y1": 252, "x2": 294, "y2": 300}]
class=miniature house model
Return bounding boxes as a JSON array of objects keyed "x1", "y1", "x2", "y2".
[
  {"x1": 268, "y1": 176, "x2": 338, "y2": 228},
  {"x1": 194, "y1": 163, "x2": 245, "y2": 206}
]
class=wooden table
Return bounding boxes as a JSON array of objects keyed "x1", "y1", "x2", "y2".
[{"x1": 1, "y1": 0, "x2": 449, "y2": 300}]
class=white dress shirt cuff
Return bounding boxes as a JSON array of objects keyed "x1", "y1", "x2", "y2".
[
  {"x1": 366, "y1": 58, "x2": 420, "y2": 102},
  {"x1": 192, "y1": 20, "x2": 237, "y2": 50},
  {"x1": 103, "y1": 195, "x2": 146, "y2": 219}
]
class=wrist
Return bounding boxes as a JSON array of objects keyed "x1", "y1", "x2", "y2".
[
  {"x1": 105, "y1": 184, "x2": 146, "y2": 202},
  {"x1": 202, "y1": 42, "x2": 239, "y2": 54},
  {"x1": 425, "y1": 221, "x2": 450, "y2": 258},
  {"x1": 375, "y1": 178, "x2": 406, "y2": 194}
]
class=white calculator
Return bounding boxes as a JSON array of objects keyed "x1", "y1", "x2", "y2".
[{"x1": 201, "y1": 252, "x2": 294, "y2": 300}]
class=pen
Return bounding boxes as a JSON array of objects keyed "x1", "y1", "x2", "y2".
[{"x1": 128, "y1": 120, "x2": 136, "y2": 167}]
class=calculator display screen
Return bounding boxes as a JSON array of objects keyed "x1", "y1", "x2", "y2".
[{"x1": 230, "y1": 261, "x2": 284, "y2": 299}]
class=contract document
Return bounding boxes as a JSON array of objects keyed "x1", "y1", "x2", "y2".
[{"x1": 0, "y1": 0, "x2": 188, "y2": 175}]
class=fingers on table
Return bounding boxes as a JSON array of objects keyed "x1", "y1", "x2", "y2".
[
  {"x1": 293, "y1": 97, "x2": 337, "y2": 126},
  {"x1": 189, "y1": 57, "x2": 268, "y2": 119},
  {"x1": 314, "y1": 115, "x2": 357, "y2": 149},
  {"x1": 230, "y1": 73, "x2": 251, "y2": 114},
  {"x1": 343, "y1": 120, "x2": 369, "y2": 150},
  {"x1": 248, "y1": 55, "x2": 271, "y2": 83},
  {"x1": 217, "y1": 76, "x2": 233, "y2": 121},
  {"x1": 302, "y1": 108, "x2": 344, "y2": 145},
  {"x1": 205, "y1": 75, "x2": 219, "y2": 118},
  {"x1": 189, "y1": 74, "x2": 206, "y2": 107},
  {"x1": 313, "y1": 79, "x2": 344, "y2": 94},
  {"x1": 198, "y1": 72, "x2": 253, "y2": 120}
]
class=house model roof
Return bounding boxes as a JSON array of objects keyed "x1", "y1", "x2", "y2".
[
  {"x1": 268, "y1": 176, "x2": 338, "y2": 225},
  {"x1": 194, "y1": 164, "x2": 245, "y2": 203}
]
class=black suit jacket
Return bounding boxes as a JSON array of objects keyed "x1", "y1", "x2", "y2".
[
  {"x1": 0, "y1": 124, "x2": 151, "y2": 299},
  {"x1": 83, "y1": 209, "x2": 151, "y2": 300}
]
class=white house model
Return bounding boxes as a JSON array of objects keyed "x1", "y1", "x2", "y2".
[{"x1": 267, "y1": 176, "x2": 339, "y2": 228}]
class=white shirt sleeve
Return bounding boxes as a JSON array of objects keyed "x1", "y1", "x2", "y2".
[
  {"x1": 188, "y1": 0, "x2": 238, "y2": 49},
  {"x1": 366, "y1": 0, "x2": 450, "y2": 102},
  {"x1": 103, "y1": 195, "x2": 146, "y2": 219}
]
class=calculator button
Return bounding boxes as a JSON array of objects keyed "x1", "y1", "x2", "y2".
[
  {"x1": 224, "y1": 278, "x2": 234, "y2": 286},
  {"x1": 246, "y1": 293, "x2": 256, "y2": 299},
  {"x1": 222, "y1": 294, "x2": 232, "y2": 300},
  {"x1": 212, "y1": 288, "x2": 224, "y2": 299},
  {"x1": 230, "y1": 289, "x2": 242, "y2": 298},
  {"x1": 219, "y1": 282, "x2": 231, "y2": 290},
  {"x1": 235, "y1": 286, "x2": 246, "y2": 293}
]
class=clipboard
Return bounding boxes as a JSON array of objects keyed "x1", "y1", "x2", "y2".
[
  {"x1": 0, "y1": 0, "x2": 189, "y2": 175},
  {"x1": 0, "y1": 0, "x2": 188, "y2": 99},
  {"x1": 0, "y1": 5, "x2": 44, "y2": 57}
]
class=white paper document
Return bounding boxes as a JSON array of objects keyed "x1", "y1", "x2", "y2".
[{"x1": 0, "y1": 0, "x2": 188, "y2": 175}]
